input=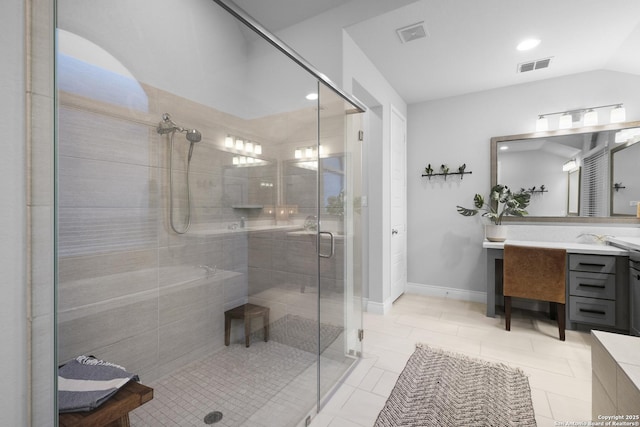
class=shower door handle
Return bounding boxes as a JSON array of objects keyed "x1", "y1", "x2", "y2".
[{"x1": 318, "y1": 231, "x2": 335, "y2": 259}]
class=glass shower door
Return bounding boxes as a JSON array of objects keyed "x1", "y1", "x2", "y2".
[{"x1": 317, "y1": 84, "x2": 364, "y2": 405}]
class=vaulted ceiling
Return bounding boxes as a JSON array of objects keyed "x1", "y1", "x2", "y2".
[{"x1": 234, "y1": 0, "x2": 640, "y2": 104}]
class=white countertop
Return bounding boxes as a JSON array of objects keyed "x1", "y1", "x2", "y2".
[
  {"x1": 607, "y1": 236, "x2": 640, "y2": 252},
  {"x1": 483, "y1": 239, "x2": 628, "y2": 255}
]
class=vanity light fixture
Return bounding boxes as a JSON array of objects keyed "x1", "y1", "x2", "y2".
[
  {"x1": 562, "y1": 159, "x2": 577, "y2": 172},
  {"x1": 225, "y1": 135, "x2": 234, "y2": 148},
  {"x1": 535, "y1": 116, "x2": 549, "y2": 132},
  {"x1": 610, "y1": 104, "x2": 626, "y2": 123},
  {"x1": 535, "y1": 103, "x2": 625, "y2": 132},
  {"x1": 225, "y1": 134, "x2": 264, "y2": 156},
  {"x1": 558, "y1": 113, "x2": 573, "y2": 129},
  {"x1": 583, "y1": 109, "x2": 598, "y2": 126}
]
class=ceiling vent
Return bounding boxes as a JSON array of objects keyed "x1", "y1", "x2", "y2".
[
  {"x1": 517, "y1": 57, "x2": 553, "y2": 73},
  {"x1": 396, "y1": 22, "x2": 428, "y2": 44}
]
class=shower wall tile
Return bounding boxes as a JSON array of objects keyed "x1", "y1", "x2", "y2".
[
  {"x1": 223, "y1": 274, "x2": 248, "y2": 308},
  {"x1": 58, "y1": 107, "x2": 157, "y2": 167},
  {"x1": 58, "y1": 156, "x2": 158, "y2": 208},
  {"x1": 159, "y1": 276, "x2": 224, "y2": 326},
  {"x1": 30, "y1": 205, "x2": 54, "y2": 318},
  {"x1": 30, "y1": 93, "x2": 54, "y2": 206},
  {"x1": 58, "y1": 296, "x2": 158, "y2": 363},
  {"x1": 58, "y1": 207, "x2": 157, "y2": 257},
  {"x1": 248, "y1": 236, "x2": 273, "y2": 269},
  {"x1": 85, "y1": 329, "x2": 159, "y2": 382},
  {"x1": 58, "y1": 263, "x2": 158, "y2": 312},
  {"x1": 158, "y1": 307, "x2": 223, "y2": 365},
  {"x1": 248, "y1": 266, "x2": 274, "y2": 295},
  {"x1": 58, "y1": 248, "x2": 157, "y2": 283},
  {"x1": 29, "y1": 0, "x2": 54, "y2": 98},
  {"x1": 221, "y1": 235, "x2": 248, "y2": 271},
  {"x1": 158, "y1": 242, "x2": 223, "y2": 286}
]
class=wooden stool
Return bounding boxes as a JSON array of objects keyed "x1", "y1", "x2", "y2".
[
  {"x1": 224, "y1": 303, "x2": 270, "y2": 347},
  {"x1": 59, "y1": 381, "x2": 153, "y2": 427}
]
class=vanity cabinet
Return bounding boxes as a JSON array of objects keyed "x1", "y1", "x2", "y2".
[{"x1": 568, "y1": 254, "x2": 629, "y2": 331}]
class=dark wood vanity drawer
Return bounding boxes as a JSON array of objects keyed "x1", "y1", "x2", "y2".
[
  {"x1": 569, "y1": 254, "x2": 616, "y2": 274},
  {"x1": 569, "y1": 271, "x2": 616, "y2": 300},
  {"x1": 570, "y1": 296, "x2": 616, "y2": 327}
]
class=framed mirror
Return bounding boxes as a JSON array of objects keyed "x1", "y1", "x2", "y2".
[{"x1": 491, "y1": 120, "x2": 640, "y2": 223}]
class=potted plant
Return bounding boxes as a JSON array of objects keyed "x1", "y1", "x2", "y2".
[{"x1": 456, "y1": 184, "x2": 531, "y2": 241}]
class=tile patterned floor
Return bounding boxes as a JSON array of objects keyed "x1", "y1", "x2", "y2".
[{"x1": 312, "y1": 294, "x2": 593, "y2": 427}]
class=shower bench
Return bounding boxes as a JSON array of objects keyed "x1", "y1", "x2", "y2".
[
  {"x1": 225, "y1": 303, "x2": 270, "y2": 347},
  {"x1": 59, "y1": 381, "x2": 153, "y2": 427}
]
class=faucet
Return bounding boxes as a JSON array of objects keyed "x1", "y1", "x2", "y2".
[
  {"x1": 197, "y1": 265, "x2": 217, "y2": 277},
  {"x1": 240, "y1": 217, "x2": 246, "y2": 228}
]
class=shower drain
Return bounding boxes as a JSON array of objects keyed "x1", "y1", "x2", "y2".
[{"x1": 204, "y1": 411, "x2": 223, "y2": 424}]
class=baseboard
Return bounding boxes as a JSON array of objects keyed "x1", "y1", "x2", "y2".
[
  {"x1": 406, "y1": 282, "x2": 486, "y2": 304},
  {"x1": 366, "y1": 298, "x2": 393, "y2": 315}
]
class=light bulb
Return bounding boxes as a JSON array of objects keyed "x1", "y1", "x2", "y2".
[
  {"x1": 232, "y1": 156, "x2": 239, "y2": 165},
  {"x1": 305, "y1": 147, "x2": 313, "y2": 158},
  {"x1": 245, "y1": 142, "x2": 253, "y2": 153},
  {"x1": 225, "y1": 135, "x2": 234, "y2": 148},
  {"x1": 235, "y1": 139, "x2": 244, "y2": 150},
  {"x1": 239, "y1": 156, "x2": 246, "y2": 165},
  {"x1": 610, "y1": 105, "x2": 626, "y2": 123},
  {"x1": 294, "y1": 149, "x2": 302, "y2": 159},
  {"x1": 254, "y1": 144, "x2": 262, "y2": 155},
  {"x1": 583, "y1": 109, "x2": 598, "y2": 126},
  {"x1": 558, "y1": 113, "x2": 573, "y2": 129},
  {"x1": 535, "y1": 116, "x2": 548, "y2": 132}
]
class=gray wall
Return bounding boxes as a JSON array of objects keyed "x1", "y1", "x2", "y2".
[{"x1": 407, "y1": 70, "x2": 640, "y2": 295}]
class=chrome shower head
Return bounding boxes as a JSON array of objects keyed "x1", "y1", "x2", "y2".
[
  {"x1": 157, "y1": 113, "x2": 179, "y2": 135},
  {"x1": 185, "y1": 129, "x2": 202, "y2": 143}
]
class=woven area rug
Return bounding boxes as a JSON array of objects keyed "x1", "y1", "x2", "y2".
[
  {"x1": 251, "y1": 314, "x2": 343, "y2": 354},
  {"x1": 375, "y1": 344, "x2": 537, "y2": 427}
]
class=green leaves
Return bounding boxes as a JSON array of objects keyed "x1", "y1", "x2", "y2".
[{"x1": 457, "y1": 184, "x2": 531, "y2": 225}]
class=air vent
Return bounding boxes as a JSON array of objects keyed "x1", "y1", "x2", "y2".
[
  {"x1": 517, "y1": 57, "x2": 553, "y2": 73},
  {"x1": 396, "y1": 22, "x2": 428, "y2": 44}
]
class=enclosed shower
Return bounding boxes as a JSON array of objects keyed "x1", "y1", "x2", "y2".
[{"x1": 55, "y1": 0, "x2": 365, "y2": 426}]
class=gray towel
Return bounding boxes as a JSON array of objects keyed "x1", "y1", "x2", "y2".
[{"x1": 58, "y1": 355, "x2": 139, "y2": 413}]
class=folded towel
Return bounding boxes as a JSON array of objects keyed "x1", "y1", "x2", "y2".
[{"x1": 58, "y1": 355, "x2": 139, "y2": 413}]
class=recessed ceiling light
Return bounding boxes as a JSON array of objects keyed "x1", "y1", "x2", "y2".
[
  {"x1": 517, "y1": 38, "x2": 541, "y2": 51},
  {"x1": 306, "y1": 93, "x2": 318, "y2": 100}
]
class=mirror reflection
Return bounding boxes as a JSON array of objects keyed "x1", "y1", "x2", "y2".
[{"x1": 492, "y1": 121, "x2": 640, "y2": 219}]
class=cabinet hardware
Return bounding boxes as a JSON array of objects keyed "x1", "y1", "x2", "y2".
[
  {"x1": 579, "y1": 308, "x2": 606, "y2": 315},
  {"x1": 578, "y1": 262, "x2": 606, "y2": 267},
  {"x1": 579, "y1": 283, "x2": 606, "y2": 288}
]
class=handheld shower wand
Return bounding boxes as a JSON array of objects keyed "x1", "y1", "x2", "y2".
[{"x1": 156, "y1": 113, "x2": 203, "y2": 234}]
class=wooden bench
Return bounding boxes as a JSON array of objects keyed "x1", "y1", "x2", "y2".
[
  {"x1": 59, "y1": 381, "x2": 153, "y2": 427},
  {"x1": 224, "y1": 303, "x2": 270, "y2": 347}
]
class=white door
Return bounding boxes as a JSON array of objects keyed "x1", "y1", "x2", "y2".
[{"x1": 390, "y1": 107, "x2": 407, "y2": 302}]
